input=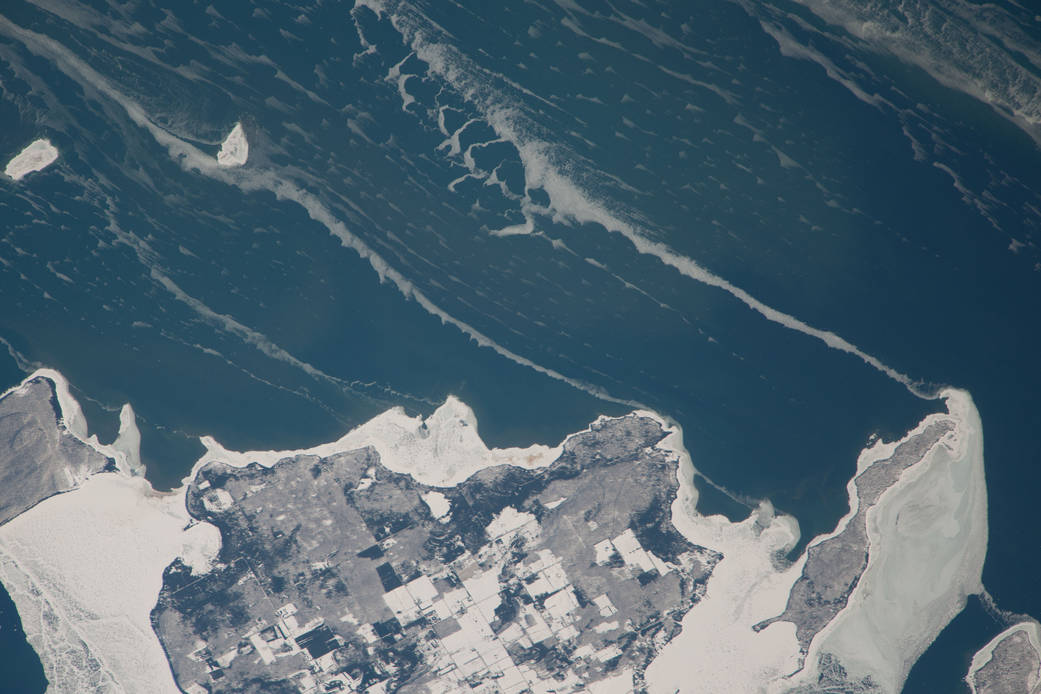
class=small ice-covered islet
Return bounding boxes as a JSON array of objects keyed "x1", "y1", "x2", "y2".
[
  {"x1": 4, "y1": 138, "x2": 58, "y2": 180},
  {"x1": 0, "y1": 369, "x2": 991, "y2": 693},
  {"x1": 216, "y1": 122, "x2": 248, "y2": 167}
]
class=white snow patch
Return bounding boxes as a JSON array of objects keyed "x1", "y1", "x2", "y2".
[
  {"x1": 586, "y1": 668, "x2": 634, "y2": 693},
  {"x1": 486, "y1": 506, "x2": 536, "y2": 540},
  {"x1": 421, "y1": 490, "x2": 451, "y2": 519},
  {"x1": 4, "y1": 138, "x2": 58, "y2": 180},
  {"x1": 543, "y1": 496, "x2": 567, "y2": 510},
  {"x1": 177, "y1": 523, "x2": 222, "y2": 576}
]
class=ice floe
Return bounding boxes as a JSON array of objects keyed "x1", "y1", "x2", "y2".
[
  {"x1": 369, "y1": 6, "x2": 922, "y2": 395},
  {"x1": 3, "y1": 138, "x2": 58, "y2": 180},
  {"x1": 216, "y1": 121, "x2": 248, "y2": 167}
]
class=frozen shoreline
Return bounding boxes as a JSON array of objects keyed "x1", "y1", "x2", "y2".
[
  {"x1": 0, "y1": 475, "x2": 217, "y2": 694},
  {"x1": 195, "y1": 394, "x2": 565, "y2": 488},
  {"x1": 966, "y1": 620, "x2": 1041, "y2": 693},
  {"x1": 0, "y1": 370, "x2": 207, "y2": 693},
  {"x1": 0, "y1": 373, "x2": 611, "y2": 693},
  {"x1": 3, "y1": 138, "x2": 58, "y2": 180},
  {"x1": 783, "y1": 389, "x2": 987, "y2": 692},
  {"x1": 0, "y1": 368, "x2": 146, "y2": 478},
  {"x1": 0, "y1": 370, "x2": 988, "y2": 693},
  {"x1": 646, "y1": 389, "x2": 987, "y2": 693}
]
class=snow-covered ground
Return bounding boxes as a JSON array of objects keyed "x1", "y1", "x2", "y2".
[
  {"x1": 0, "y1": 370, "x2": 214, "y2": 693},
  {"x1": 788, "y1": 389, "x2": 987, "y2": 692},
  {"x1": 646, "y1": 389, "x2": 987, "y2": 693},
  {"x1": 0, "y1": 474, "x2": 218, "y2": 694},
  {"x1": 0, "y1": 371, "x2": 989, "y2": 693},
  {"x1": 0, "y1": 369, "x2": 145, "y2": 478},
  {"x1": 967, "y1": 620, "x2": 1041, "y2": 693}
]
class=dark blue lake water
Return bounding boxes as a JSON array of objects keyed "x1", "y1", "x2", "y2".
[
  {"x1": 0, "y1": 576, "x2": 45, "y2": 694},
  {"x1": 2, "y1": 0, "x2": 1040, "y2": 690}
]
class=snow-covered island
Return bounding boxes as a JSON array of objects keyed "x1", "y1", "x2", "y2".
[
  {"x1": 967, "y1": 620, "x2": 1041, "y2": 693},
  {"x1": 216, "y1": 122, "x2": 248, "y2": 167},
  {"x1": 0, "y1": 369, "x2": 990, "y2": 693},
  {"x1": 3, "y1": 139, "x2": 59, "y2": 180}
]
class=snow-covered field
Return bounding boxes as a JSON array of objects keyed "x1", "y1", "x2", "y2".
[{"x1": 0, "y1": 371, "x2": 988, "y2": 693}]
